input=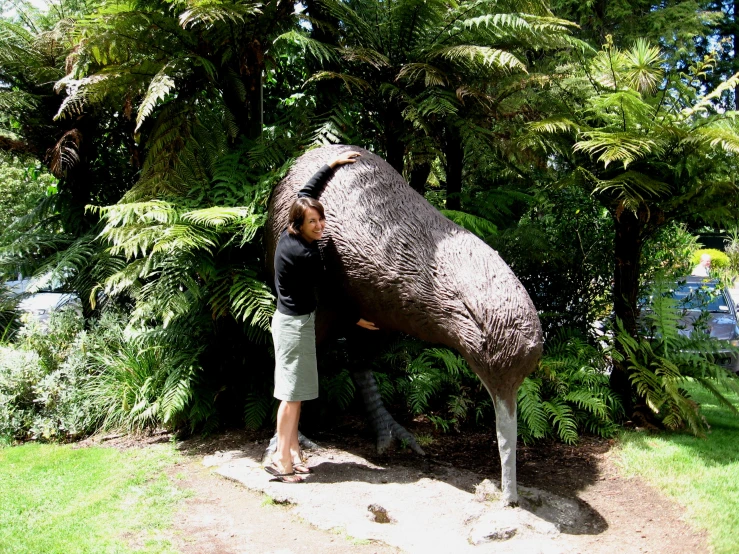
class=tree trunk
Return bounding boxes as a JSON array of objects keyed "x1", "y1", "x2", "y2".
[
  {"x1": 384, "y1": 104, "x2": 405, "y2": 175},
  {"x1": 734, "y1": 0, "x2": 739, "y2": 110},
  {"x1": 409, "y1": 162, "x2": 431, "y2": 196},
  {"x1": 246, "y1": 72, "x2": 263, "y2": 139},
  {"x1": 444, "y1": 129, "x2": 463, "y2": 211},
  {"x1": 222, "y1": 40, "x2": 264, "y2": 139},
  {"x1": 245, "y1": 39, "x2": 264, "y2": 139},
  {"x1": 610, "y1": 207, "x2": 645, "y2": 415}
]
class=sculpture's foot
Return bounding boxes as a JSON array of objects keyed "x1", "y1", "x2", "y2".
[
  {"x1": 352, "y1": 368, "x2": 425, "y2": 456},
  {"x1": 262, "y1": 431, "x2": 318, "y2": 464}
]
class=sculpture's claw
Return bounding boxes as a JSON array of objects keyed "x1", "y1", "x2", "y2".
[{"x1": 375, "y1": 420, "x2": 425, "y2": 456}]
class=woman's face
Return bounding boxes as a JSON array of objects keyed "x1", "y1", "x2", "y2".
[{"x1": 299, "y1": 207, "x2": 325, "y2": 243}]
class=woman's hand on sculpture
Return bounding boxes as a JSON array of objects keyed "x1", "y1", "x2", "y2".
[
  {"x1": 329, "y1": 151, "x2": 361, "y2": 168},
  {"x1": 356, "y1": 318, "x2": 379, "y2": 330}
]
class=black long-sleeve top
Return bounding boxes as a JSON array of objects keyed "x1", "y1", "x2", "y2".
[
  {"x1": 274, "y1": 229, "x2": 323, "y2": 316},
  {"x1": 274, "y1": 165, "x2": 359, "y2": 324}
]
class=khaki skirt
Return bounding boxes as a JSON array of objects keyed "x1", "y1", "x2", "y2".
[{"x1": 272, "y1": 310, "x2": 318, "y2": 401}]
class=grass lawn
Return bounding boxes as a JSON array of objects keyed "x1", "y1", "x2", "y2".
[
  {"x1": 616, "y1": 384, "x2": 739, "y2": 554},
  {"x1": 0, "y1": 442, "x2": 185, "y2": 554}
]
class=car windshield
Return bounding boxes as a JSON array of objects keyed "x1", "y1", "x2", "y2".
[
  {"x1": 4, "y1": 276, "x2": 67, "y2": 295},
  {"x1": 672, "y1": 283, "x2": 727, "y2": 312}
]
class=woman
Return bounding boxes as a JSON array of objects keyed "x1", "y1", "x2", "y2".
[{"x1": 266, "y1": 150, "x2": 377, "y2": 483}]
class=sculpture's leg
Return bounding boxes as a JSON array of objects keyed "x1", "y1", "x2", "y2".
[
  {"x1": 352, "y1": 368, "x2": 426, "y2": 456},
  {"x1": 492, "y1": 391, "x2": 518, "y2": 506}
]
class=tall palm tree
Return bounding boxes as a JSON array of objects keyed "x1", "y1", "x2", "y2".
[
  {"x1": 0, "y1": 3, "x2": 137, "y2": 302},
  {"x1": 1, "y1": 0, "x2": 310, "y2": 431},
  {"x1": 295, "y1": 0, "x2": 582, "y2": 201},
  {"x1": 527, "y1": 38, "x2": 739, "y2": 413}
]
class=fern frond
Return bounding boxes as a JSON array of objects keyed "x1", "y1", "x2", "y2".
[
  {"x1": 305, "y1": 71, "x2": 372, "y2": 94},
  {"x1": 429, "y1": 45, "x2": 526, "y2": 73},
  {"x1": 440, "y1": 210, "x2": 497, "y2": 239},
  {"x1": 179, "y1": 0, "x2": 263, "y2": 29},
  {"x1": 135, "y1": 63, "x2": 180, "y2": 132},
  {"x1": 275, "y1": 30, "x2": 339, "y2": 65},
  {"x1": 543, "y1": 398, "x2": 578, "y2": 444},
  {"x1": 517, "y1": 377, "x2": 548, "y2": 441}
]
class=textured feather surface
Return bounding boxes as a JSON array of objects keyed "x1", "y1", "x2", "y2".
[{"x1": 267, "y1": 145, "x2": 542, "y2": 392}]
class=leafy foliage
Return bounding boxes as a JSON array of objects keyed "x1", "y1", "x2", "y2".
[
  {"x1": 640, "y1": 222, "x2": 701, "y2": 284},
  {"x1": 724, "y1": 228, "x2": 739, "y2": 279},
  {"x1": 0, "y1": 309, "x2": 96, "y2": 442},
  {"x1": 84, "y1": 311, "x2": 215, "y2": 433},
  {"x1": 0, "y1": 0, "x2": 322, "y2": 436},
  {"x1": 347, "y1": 337, "x2": 493, "y2": 432},
  {"x1": 0, "y1": 282, "x2": 20, "y2": 341},
  {"x1": 613, "y1": 279, "x2": 739, "y2": 435},
  {"x1": 526, "y1": 37, "x2": 739, "y2": 409},
  {"x1": 690, "y1": 249, "x2": 729, "y2": 271},
  {"x1": 492, "y1": 186, "x2": 614, "y2": 337},
  {"x1": 518, "y1": 329, "x2": 623, "y2": 444},
  {"x1": 0, "y1": 153, "x2": 56, "y2": 249},
  {"x1": 347, "y1": 332, "x2": 622, "y2": 444},
  {"x1": 285, "y1": 0, "x2": 584, "y2": 200},
  {"x1": 4, "y1": 0, "x2": 739, "y2": 443}
]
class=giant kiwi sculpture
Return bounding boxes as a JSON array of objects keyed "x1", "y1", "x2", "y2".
[{"x1": 266, "y1": 145, "x2": 543, "y2": 504}]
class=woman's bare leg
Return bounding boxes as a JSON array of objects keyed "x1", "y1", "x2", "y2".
[{"x1": 275, "y1": 400, "x2": 302, "y2": 479}]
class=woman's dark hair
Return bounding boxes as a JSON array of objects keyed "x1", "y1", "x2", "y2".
[{"x1": 288, "y1": 197, "x2": 325, "y2": 236}]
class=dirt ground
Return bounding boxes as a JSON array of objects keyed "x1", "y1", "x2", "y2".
[{"x1": 98, "y1": 423, "x2": 710, "y2": 554}]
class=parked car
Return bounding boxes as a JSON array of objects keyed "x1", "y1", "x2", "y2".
[
  {"x1": 4, "y1": 276, "x2": 81, "y2": 325},
  {"x1": 641, "y1": 276, "x2": 739, "y2": 373}
]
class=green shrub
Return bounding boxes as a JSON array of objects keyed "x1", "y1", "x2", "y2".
[
  {"x1": 723, "y1": 229, "x2": 739, "y2": 279},
  {"x1": 642, "y1": 222, "x2": 700, "y2": 282},
  {"x1": 0, "y1": 306, "x2": 217, "y2": 442},
  {"x1": 691, "y1": 248, "x2": 730, "y2": 270},
  {"x1": 0, "y1": 152, "x2": 56, "y2": 250},
  {"x1": 0, "y1": 309, "x2": 98, "y2": 442},
  {"x1": 0, "y1": 283, "x2": 20, "y2": 342},
  {"x1": 370, "y1": 340, "x2": 491, "y2": 433},
  {"x1": 83, "y1": 310, "x2": 216, "y2": 433},
  {"x1": 0, "y1": 347, "x2": 42, "y2": 440},
  {"x1": 358, "y1": 333, "x2": 622, "y2": 444}
]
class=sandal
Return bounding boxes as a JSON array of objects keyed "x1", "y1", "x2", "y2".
[
  {"x1": 292, "y1": 462, "x2": 312, "y2": 475},
  {"x1": 264, "y1": 463, "x2": 304, "y2": 483},
  {"x1": 292, "y1": 450, "x2": 313, "y2": 474}
]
